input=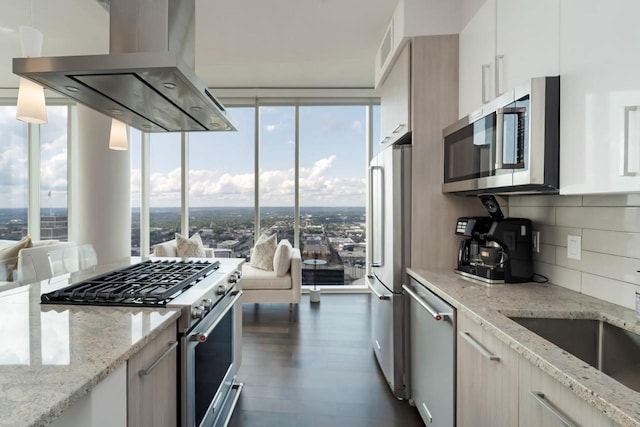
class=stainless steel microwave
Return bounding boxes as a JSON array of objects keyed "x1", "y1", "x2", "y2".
[{"x1": 442, "y1": 76, "x2": 559, "y2": 195}]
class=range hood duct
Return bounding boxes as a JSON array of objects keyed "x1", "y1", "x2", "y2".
[{"x1": 13, "y1": 0, "x2": 235, "y2": 132}]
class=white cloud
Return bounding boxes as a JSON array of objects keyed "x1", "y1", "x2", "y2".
[
  {"x1": 351, "y1": 120, "x2": 362, "y2": 130},
  {"x1": 265, "y1": 124, "x2": 277, "y2": 132}
]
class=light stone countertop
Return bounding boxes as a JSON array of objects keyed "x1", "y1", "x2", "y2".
[
  {"x1": 408, "y1": 267, "x2": 640, "y2": 427},
  {"x1": 0, "y1": 261, "x2": 181, "y2": 427}
]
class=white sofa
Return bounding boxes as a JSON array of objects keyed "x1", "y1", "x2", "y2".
[
  {"x1": 240, "y1": 247, "x2": 302, "y2": 308},
  {"x1": 153, "y1": 239, "x2": 215, "y2": 258}
]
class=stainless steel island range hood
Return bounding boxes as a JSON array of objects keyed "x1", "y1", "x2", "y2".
[{"x1": 13, "y1": 0, "x2": 235, "y2": 133}]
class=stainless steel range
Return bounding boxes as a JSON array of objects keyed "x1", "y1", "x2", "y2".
[{"x1": 41, "y1": 257, "x2": 244, "y2": 427}]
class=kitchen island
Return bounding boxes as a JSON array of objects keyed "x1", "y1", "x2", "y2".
[
  {"x1": 0, "y1": 260, "x2": 181, "y2": 427},
  {"x1": 408, "y1": 267, "x2": 640, "y2": 426}
]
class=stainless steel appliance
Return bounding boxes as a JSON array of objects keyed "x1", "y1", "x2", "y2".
[
  {"x1": 404, "y1": 276, "x2": 455, "y2": 427},
  {"x1": 368, "y1": 140, "x2": 411, "y2": 399},
  {"x1": 442, "y1": 76, "x2": 559, "y2": 195},
  {"x1": 41, "y1": 258, "x2": 244, "y2": 427},
  {"x1": 456, "y1": 195, "x2": 533, "y2": 284},
  {"x1": 13, "y1": 0, "x2": 235, "y2": 133}
]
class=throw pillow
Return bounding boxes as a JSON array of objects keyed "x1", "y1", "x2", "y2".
[
  {"x1": 272, "y1": 239, "x2": 292, "y2": 277},
  {"x1": 0, "y1": 236, "x2": 31, "y2": 281},
  {"x1": 175, "y1": 232, "x2": 206, "y2": 258},
  {"x1": 251, "y1": 233, "x2": 277, "y2": 271}
]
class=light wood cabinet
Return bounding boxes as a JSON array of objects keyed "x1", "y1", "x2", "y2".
[
  {"x1": 127, "y1": 322, "x2": 178, "y2": 427},
  {"x1": 559, "y1": 0, "x2": 640, "y2": 194},
  {"x1": 379, "y1": 42, "x2": 411, "y2": 147},
  {"x1": 519, "y1": 358, "x2": 618, "y2": 427},
  {"x1": 456, "y1": 312, "x2": 519, "y2": 427},
  {"x1": 458, "y1": 0, "x2": 559, "y2": 118}
]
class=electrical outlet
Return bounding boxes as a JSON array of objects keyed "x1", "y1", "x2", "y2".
[
  {"x1": 532, "y1": 231, "x2": 540, "y2": 253},
  {"x1": 567, "y1": 235, "x2": 582, "y2": 260}
]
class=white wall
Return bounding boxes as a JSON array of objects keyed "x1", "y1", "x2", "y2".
[{"x1": 509, "y1": 194, "x2": 640, "y2": 309}]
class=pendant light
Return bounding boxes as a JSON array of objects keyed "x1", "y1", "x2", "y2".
[
  {"x1": 16, "y1": 11, "x2": 47, "y2": 124},
  {"x1": 109, "y1": 119, "x2": 128, "y2": 151}
]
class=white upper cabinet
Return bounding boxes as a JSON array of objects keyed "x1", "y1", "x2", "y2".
[
  {"x1": 495, "y1": 0, "x2": 560, "y2": 96},
  {"x1": 560, "y1": 0, "x2": 640, "y2": 194},
  {"x1": 374, "y1": 0, "x2": 461, "y2": 88},
  {"x1": 379, "y1": 43, "x2": 411, "y2": 146},
  {"x1": 459, "y1": 0, "x2": 560, "y2": 118},
  {"x1": 459, "y1": 0, "x2": 496, "y2": 118}
]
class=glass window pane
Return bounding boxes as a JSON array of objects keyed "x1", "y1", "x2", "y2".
[
  {"x1": 0, "y1": 106, "x2": 29, "y2": 240},
  {"x1": 130, "y1": 128, "x2": 142, "y2": 255},
  {"x1": 189, "y1": 107, "x2": 255, "y2": 258},
  {"x1": 259, "y1": 106, "x2": 295, "y2": 243},
  {"x1": 40, "y1": 106, "x2": 68, "y2": 241},
  {"x1": 149, "y1": 133, "x2": 181, "y2": 250},
  {"x1": 299, "y1": 105, "x2": 367, "y2": 287}
]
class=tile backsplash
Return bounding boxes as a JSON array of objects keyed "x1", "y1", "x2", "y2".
[{"x1": 509, "y1": 194, "x2": 640, "y2": 310}]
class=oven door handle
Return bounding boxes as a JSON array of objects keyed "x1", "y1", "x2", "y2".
[{"x1": 189, "y1": 290, "x2": 243, "y2": 343}]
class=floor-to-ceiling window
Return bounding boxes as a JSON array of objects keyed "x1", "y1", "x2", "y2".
[
  {"x1": 259, "y1": 106, "x2": 296, "y2": 243},
  {"x1": 0, "y1": 106, "x2": 29, "y2": 240},
  {"x1": 299, "y1": 105, "x2": 367, "y2": 286},
  {"x1": 39, "y1": 106, "x2": 68, "y2": 241},
  {"x1": 130, "y1": 128, "x2": 142, "y2": 255},
  {"x1": 149, "y1": 133, "x2": 182, "y2": 250},
  {"x1": 188, "y1": 107, "x2": 256, "y2": 258}
]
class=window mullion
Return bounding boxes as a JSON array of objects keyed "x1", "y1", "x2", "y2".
[{"x1": 28, "y1": 123, "x2": 41, "y2": 240}]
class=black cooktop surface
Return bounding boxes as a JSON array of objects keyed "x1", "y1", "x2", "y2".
[{"x1": 41, "y1": 259, "x2": 220, "y2": 306}]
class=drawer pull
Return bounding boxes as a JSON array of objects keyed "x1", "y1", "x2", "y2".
[
  {"x1": 530, "y1": 391, "x2": 576, "y2": 427},
  {"x1": 421, "y1": 402, "x2": 433, "y2": 423},
  {"x1": 138, "y1": 341, "x2": 178, "y2": 377},
  {"x1": 459, "y1": 331, "x2": 500, "y2": 361},
  {"x1": 392, "y1": 124, "x2": 405, "y2": 133}
]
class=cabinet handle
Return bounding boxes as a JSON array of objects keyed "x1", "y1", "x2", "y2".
[
  {"x1": 481, "y1": 63, "x2": 491, "y2": 104},
  {"x1": 380, "y1": 136, "x2": 391, "y2": 145},
  {"x1": 495, "y1": 55, "x2": 505, "y2": 96},
  {"x1": 368, "y1": 278, "x2": 391, "y2": 300},
  {"x1": 403, "y1": 284, "x2": 452, "y2": 321},
  {"x1": 530, "y1": 391, "x2": 576, "y2": 427},
  {"x1": 621, "y1": 106, "x2": 639, "y2": 176},
  {"x1": 421, "y1": 402, "x2": 434, "y2": 424},
  {"x1": 138, "y1": 341, "x2": 178, "y2": 377},
  {"x1": 392, "y1": 124, "x2": 405, "y2": 133},
  {"x1": 459, "y1": 331, "x2": 500, "y2": 361}
]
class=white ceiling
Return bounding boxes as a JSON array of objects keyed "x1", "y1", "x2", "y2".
[{"x1": 0, "y1": 0, "x2": 398, "y2": 89}]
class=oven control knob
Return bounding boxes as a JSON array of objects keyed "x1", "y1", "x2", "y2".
[
  {"x1": 201, "y1": 298, "x2": 213, "y2": 310},
  {"x1": 228, "y1": 273, "x2": 238, "y2": 284},
  {"x1": 216, "y1": 284, "x2": 227, "y2": 295},
  {"x1": 191, "y1": 306, "x2": 205, "y2": 319}
]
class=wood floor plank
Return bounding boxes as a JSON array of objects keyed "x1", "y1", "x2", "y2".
[{"x1": 229, "y1": 294, "x2": 424, "y2": 427}]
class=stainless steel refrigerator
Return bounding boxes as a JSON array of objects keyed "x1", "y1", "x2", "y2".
[{"x1": 368, "y1": 141, "x2": 411, "y2": 399}]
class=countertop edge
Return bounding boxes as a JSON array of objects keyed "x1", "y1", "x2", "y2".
[
  {"x1": 407, "y1": 267, "x2": 639, "y2": 427},
  {"x1": 33, "y1": 309, "x2": 181, "y2": 427}
]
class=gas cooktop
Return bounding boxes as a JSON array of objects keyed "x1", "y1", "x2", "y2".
[{"x1": 40, "y1": 259, "x2": 221, "y2": 307}]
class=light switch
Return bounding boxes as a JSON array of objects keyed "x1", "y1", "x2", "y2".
[{"x1": 567, "y1": 235, "x2": 581, "y2": 260}]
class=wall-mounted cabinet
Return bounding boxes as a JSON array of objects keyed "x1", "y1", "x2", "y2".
[
  {"x1": 559, "y1": 0, "x2": 640, "y2": 194},
  {"x1": 379, "y1": 43, "x2": 411, "y2": 147},
  {"x1": 458, "y1": 0, "x2": 559, "y2": 118},
  {"x1": 374, "y1": 0, "x2": 461, "y2": 88}
]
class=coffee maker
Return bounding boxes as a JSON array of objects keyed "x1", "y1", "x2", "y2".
[{"x1": 455, "y1": 195, "x2": 533, "y2": 283}]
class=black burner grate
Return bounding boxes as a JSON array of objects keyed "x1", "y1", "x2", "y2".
[{"x1": 41, "y1": 259, "x2": 220, "y2": 306}]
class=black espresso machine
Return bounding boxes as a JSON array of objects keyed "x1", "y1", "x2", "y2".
[{"x1": 455, "y1": 195, "x2": 533, "y2": 284}]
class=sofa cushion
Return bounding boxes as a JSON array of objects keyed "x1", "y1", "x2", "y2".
[
  {"x1": 0, "y1": 236, "x2": 31, "y2": 281},
  {"x1": 250, "y1": 233, "x2": 276, "y2": 271},
  {"x1": 175, "y1": 232, "x2": 206, "y2": 258},
  {"x1": 241, "y1": 263, "x2": 292, "y2": 290},
  {"x1": 273, "y1": 239, "x2": 292, "y2": 277}
]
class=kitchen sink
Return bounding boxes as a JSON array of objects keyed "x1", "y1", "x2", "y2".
[{"x1": 509, "y1": 317, "x2": 640, "y2": 393}]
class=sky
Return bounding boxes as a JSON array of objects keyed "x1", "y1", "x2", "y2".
[{"x1": 1, "y1": 104, "x2": 381, "y2": 209}]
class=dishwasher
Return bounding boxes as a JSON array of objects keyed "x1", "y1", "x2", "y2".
[{"x1": 404, "y1": 276, "x2": 455, "y2": 426}]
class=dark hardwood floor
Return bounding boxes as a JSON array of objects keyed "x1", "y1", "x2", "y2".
[{"x1": 228, "y1": 294, "x2": 424, "y2": 427}]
